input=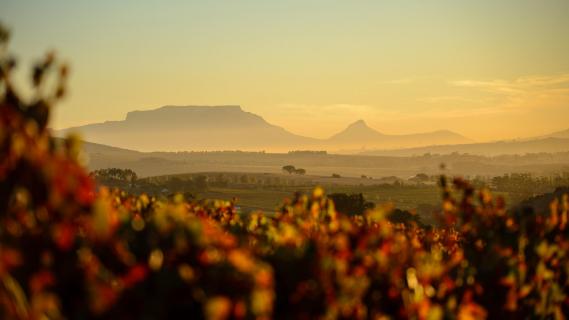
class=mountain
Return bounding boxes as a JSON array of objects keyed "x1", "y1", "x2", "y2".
[
  {"x1": 328, "y1": 120, "x2": 471, "y2": 149},
  {"x1": 58, "y1": 105, "x2": 318, "y2": 152},
  {"x1": 329, "y1": 120, "x2": 386, "y2": 143},
  {"x1": 359, "y1": 137, "x2": 569, "y2": 157},
  {"x1": 57, "y1": 105, "x2": 471, "y2": 152}
]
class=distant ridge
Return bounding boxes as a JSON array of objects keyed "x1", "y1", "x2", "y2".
[
  {"x1": 74, "y1": 138, "x2": 569, "y2": 178},
  {"x1": 545, "y1": 128, "x2": 569, "y2": 139},
  {"x1": 359, "y1": 137, "x2": 569, "y2": 157},
  {"x1": 328, "y1": 119, "x2": 471, "y2": 149},
  {"x1": 58, "y1": 105, "x2": 471, "y2": 152}
]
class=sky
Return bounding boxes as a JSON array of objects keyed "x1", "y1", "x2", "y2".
[{"x1": 2, "y1": 0, "x2": 569, "y2": 142}]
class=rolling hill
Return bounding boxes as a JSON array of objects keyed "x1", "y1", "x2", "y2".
[
  {"x1": 70, "y1": 138, "x2": 569, "y2": 179},
  {"x1": 545, "y1": 128, "x2": 569, "y2": 139}
]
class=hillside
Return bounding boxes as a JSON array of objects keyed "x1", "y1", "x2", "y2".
[
  {"x1": 76, "y1": 138, "x2": 569, "y2": 178},
  {"x1": 359, "y1": 137, "x2": 569, "y2": 157},
  {"x1": 546, "y1": 128, "x2": 569, "y2": 139}
]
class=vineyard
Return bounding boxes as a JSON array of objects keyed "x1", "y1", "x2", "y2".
[{"x1": 1, "y1": 30, "x2": 568, "y2": 320}]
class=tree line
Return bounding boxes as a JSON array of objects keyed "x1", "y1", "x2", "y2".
[{"x1": 281, "y1": 165, "x2": 306, "y2": 175}]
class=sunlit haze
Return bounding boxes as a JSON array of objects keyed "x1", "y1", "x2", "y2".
[{"x1": 3, "y1": 0, "x2": 569, "y2": 142}]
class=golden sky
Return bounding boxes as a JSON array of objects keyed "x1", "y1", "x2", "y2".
[{"x1": 3, "y1": 0, "x2": 569, "y2": 142}]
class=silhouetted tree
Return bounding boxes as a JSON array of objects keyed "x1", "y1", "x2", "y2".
[
  {"x1": 91, "y1": 168, "x2": 138, "y2": 184},
  {"x1": 388, "y1": 209, "x2": 424, "y2": 227},
  {"x1": 409, "y1": 173, "x2": 430, "y2": 183},
  {"x1": 328, "y1": 193, "x2": 374, "y2": 216},
  {"x1": 282, "y1": 165, "x2": 296, "y2": 174}
]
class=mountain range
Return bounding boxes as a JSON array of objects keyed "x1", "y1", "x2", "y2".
[
  {"x1": 57, "y1": 105, "x2": 472, "y2": 152},
  {"x1": 329, "y1": 119, "x2": 470, "y2": 149}
]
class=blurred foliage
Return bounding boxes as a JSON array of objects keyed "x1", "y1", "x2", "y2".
[
  {"x1": 328, "y1": 193, "x2": 374, "y2": 217},
  {"x1": 1, "y1": 22, "x2": 568, "y2": 320}
]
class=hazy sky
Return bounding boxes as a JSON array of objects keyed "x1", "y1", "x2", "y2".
[{"x1": 2, "y1": 0, "x2": 569, "y2": 141}]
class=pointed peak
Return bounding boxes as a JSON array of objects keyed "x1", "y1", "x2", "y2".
[
  {"x1": 348, "y1": 119, "x2": 368, "y2": 128},
  {"x1": 329, "y1": 119, "x2": 384, "y2": 140}
]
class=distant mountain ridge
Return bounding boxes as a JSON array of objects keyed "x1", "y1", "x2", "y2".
[
  {"x1": 58, "y1": 105, "x2": 472, "y2": 152},
  {"x1": 358, "y1": 137, "x2": 569, "y2": 157},
  {"x1": 329, "y1": 119, "x2": 471, "y2": 149},
  {"x1": 330, "y1": 120, "x2": 386, "y2": 142},
  {"x1": 545, "y1": 128, "x2": 569, "y2": 139}
]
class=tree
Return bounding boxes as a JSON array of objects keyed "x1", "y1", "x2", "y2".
[
  {"x1": 92, "y1": 168, "x2": 138, "y2": 183},
  {"x1": 328, "y1": 193, "x2": 374, "y2": 216},
  {"x1": 194, "y1": 175, "x2": 208, "y2": 190},
  {"x1": 331, "y1": 173, "x2": 341, "y2": 178},
  {"x1": 410, "y1": 173, "x2": 429, "y2": 183},
  {"x1": 282, "y1": 165, "x2": 296, "y2": 174},
  {"x1": 91, "y1": 168, "x2": 138, "y2": 189},
  {"x1": 387, "y1": 209, "x2": 424, "y2": 227},
  {"x1": 294, "y1": 168, "x2": 306, "y2": 175}
]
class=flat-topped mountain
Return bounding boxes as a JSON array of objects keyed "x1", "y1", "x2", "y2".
[
  {"x1": 123, "y1": 105, "x2": 268, "y2": 129},
  {"x1": 57, "y1": 105, "x2": 471, "y2": 152},
  {"x1": 58, "y1": 105, "x2": 318, "y2": 151}
]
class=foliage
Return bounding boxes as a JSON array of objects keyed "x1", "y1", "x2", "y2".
[
  {"x1": 281, "y1": 165, "x2": 305, "y2": 175},
  {"x1": 91, "y1": 168, "x2": 138, "y2": 191},
  {"x1": 387, "y1": 208, "x2": 425, "y2": 227},
  {"x1": 91, "y1": 168, "x2": 138, "y2": 183},
  {"x1": 328, "y1": 193, "x2": 375, "y2": 217},
  {"x1": 281, "y1": 165, "x2": 295, "y2": 175},
  {"x1": 293, "y1": 168, "x2": 306, "y2": 175},
  {"x1": 0, "y1": 30, "x2": 272, "y2": 319},
  {"x1": 409, "y1": 173, "x2": 432, "y2": 183}
]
